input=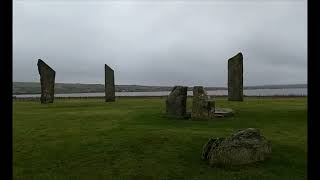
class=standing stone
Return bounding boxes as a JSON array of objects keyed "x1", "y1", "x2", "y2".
[
  {"x1": 37, "y1": 59, "x2": 55, "y2": 104},
  {"x1": 166, "y1": 86, "x2": 188, "y2": 118},
  {"x1": 228, "y1": 52, "x2": 243, "y2": 101},
  {"x1": 105, "y1": 64, "x2": 115, "y2": 102},
  {"x1": 191, "y1": 86, "x2": 215, "y2": 120}
]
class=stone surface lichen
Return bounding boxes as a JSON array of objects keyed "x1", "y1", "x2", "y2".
[
  {"x1": 202, "y1": 128, "x2": 271, "y2": 166},
  {"x1": 191, "y1": 86, "x2": 215, "y2": 120}
]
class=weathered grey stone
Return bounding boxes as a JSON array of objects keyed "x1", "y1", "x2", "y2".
[
  {"x1": 37, "y1": 59, "x2": 55, "y2": 104},
  {"x1": 228, "y1": 52, "x2": 243, "y2": 101},
  {"x1": 191, "y1": 86, "x2": 215, "y2": 120},
  {"x1": 165, "y1": 86, "x2": 188, "y2": 118},
  {"x1": 213, "y1": 108, "x2": 234, "y2": 118},
  {"x1": 105, "y1": 64, "x2": 115, "y2": 102},
  {"x1": 201, "y1": 128, "x2": 271, "y2": 166}
]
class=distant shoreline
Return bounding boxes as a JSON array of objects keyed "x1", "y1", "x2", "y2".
[
  {"x1": 13, "y1": 95, "x2": 307, "y2": 102},
  {"x1": 13, "y1": 82, "x2": 307, "y2": 95}
]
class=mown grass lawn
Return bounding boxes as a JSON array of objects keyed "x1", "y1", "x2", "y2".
[{"x1": 13, "y1": 97, "x2": 307, "y2": 180}]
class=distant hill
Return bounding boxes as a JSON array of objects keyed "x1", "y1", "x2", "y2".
[
  {"x1": 12, "y1": 82, "x2": 307, "y2": 95},
  {"x1": 13, "y1": 82, "x2": 173, "y2": 94}
]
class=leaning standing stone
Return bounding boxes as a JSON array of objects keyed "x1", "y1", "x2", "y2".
[
  {"x1": 228, "y1": 52, "x2": 243, "y2": 101},
  {"x1": 37, "y1": 59, "x2": 55, "y2": 104},
  {"x1": 166, "y1": 86, "x2": 188, "y2": 118},
  {"x1": 105, "y1": 64, "x2": 115, "y2": 102}
]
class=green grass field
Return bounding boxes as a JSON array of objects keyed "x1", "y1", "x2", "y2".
[{"x1": 13, "y1": 97, "x2": 307, "y2": 180}]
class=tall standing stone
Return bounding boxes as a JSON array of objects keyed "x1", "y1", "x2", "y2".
[
  {"x1": 191, "y1": 86, "x2": 215, "y2": 120},
  {"x1": 166, "y1": 86, "x2": 188, "y2": 118},
  {"x1": 105, "y1": 64, "x2": 115, "y2": 102},
  {"x1": 228, "y1": 52, "x2": 243, "y2": 101},
  {"x1": 37, "y1": 59, "x2": 55, "y2": 104}
]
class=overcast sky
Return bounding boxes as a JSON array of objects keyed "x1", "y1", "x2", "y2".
[{"x1": 13, "y1": 0, "x2": 307, "y2": 86}]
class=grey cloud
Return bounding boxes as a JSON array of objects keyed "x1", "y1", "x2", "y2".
[{"x1": 13, "y1": 0, "x2": 307, "y2": 86}]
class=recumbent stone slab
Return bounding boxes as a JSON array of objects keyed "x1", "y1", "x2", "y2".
[{"x1": 201, "y1": 128, "x2": 271, "y2": 166}]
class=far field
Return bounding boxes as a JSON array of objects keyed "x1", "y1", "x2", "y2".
[{"x1": 13, "y1": 97, "x2": 307, "y2": 180}]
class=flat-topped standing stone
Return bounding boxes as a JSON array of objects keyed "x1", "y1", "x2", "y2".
[
  {"x1": 37, "y1": 59, "x2": 55, "y2": 104},
  {"x1": 191, "y1": 86, "x2": 215, "y2": 120},
  {"x1": 228, "y1": 52, "x2": 243, "y2": 101},
  {"x1": 105, "y1": 64, "x2": 115, "y2": 102},
  {"x1": 166, "y1": 86, "x2": 188, "y2": 118}
]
